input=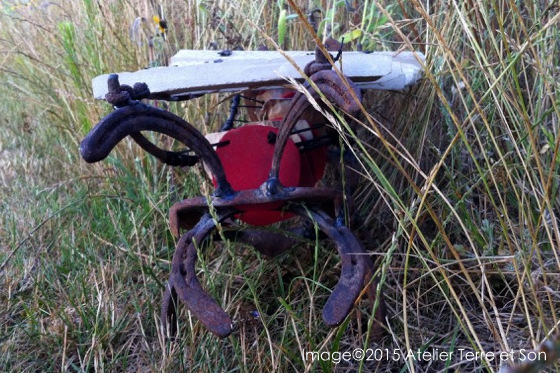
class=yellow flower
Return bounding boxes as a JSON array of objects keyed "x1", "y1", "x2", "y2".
[{"x1": 152, "y1": 15, "x2": 167, "y2": 38}]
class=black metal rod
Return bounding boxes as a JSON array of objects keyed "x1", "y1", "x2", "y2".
[{"x1": 221, "y1": 94, "x2": 241, "y2": 131}]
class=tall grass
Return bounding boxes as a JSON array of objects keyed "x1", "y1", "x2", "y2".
[{"x1": 1, "y1": 0, "x2": 559, "y2": 372}]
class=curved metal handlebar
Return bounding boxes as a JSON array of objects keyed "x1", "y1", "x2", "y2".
[{"x1": 80, "y1": 75, "x2": 235, "y2": 198}]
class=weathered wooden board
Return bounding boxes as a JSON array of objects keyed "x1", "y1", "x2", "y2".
[{"x1": 92, "y1": 50, "x2": 425, "y2": 101}]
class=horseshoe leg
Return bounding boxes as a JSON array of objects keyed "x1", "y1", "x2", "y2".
[
  {"x1": 290, "y1": 205, "x2": 381, "y2": 327},
  {"x1": 161, "y1": 212, "x2": 234, "y2": 338}
]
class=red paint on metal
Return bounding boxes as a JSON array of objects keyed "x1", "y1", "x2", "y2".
[{"x1": 215, "y1": 125, "x2": 300, "y2": 225}]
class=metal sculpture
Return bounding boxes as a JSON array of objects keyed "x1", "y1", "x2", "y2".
[{"x1": 80, "y1": 47, "x2": 383, "y2": 338}]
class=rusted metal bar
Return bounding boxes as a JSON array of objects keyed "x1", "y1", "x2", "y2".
[
  {"x1": 129, "y1": 132, "x2": 199, "y2": 167},
  {"x1": 168, "y1": 186, "x2": 342, "y2": 236}
]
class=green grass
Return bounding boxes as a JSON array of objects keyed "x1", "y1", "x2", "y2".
[{"x1": 1, "y1": 0, "x2": 560, "y2": 372}]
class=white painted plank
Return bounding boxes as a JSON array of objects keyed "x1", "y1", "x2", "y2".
[{"x1": 92, "y1": 50, "x2": 424, "y2": 100}]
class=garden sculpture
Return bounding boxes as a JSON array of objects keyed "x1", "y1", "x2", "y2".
[{"x1": 81, "y1": 45, "x2": 423, "y2": 338}]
